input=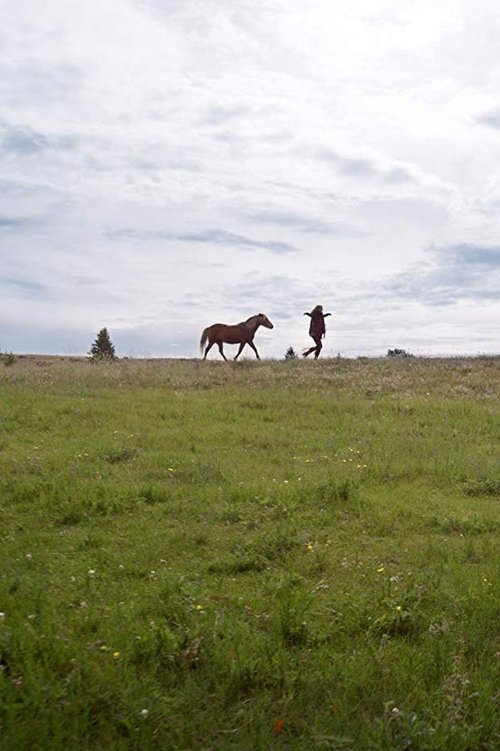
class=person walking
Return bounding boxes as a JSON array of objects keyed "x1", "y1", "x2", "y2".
[{"x1": 303, "y1": 304, "x2": 332, "y2": 359}]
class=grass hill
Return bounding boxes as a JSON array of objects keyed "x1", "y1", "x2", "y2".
[{"x1": 1, "y1": 356, "x2": 499, "y2": 749}]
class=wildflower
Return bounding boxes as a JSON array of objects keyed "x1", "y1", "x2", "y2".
[
  {"x1": 395, "y1": 605, "x2": 402, "y2": 612},
  {"x1": 195, "y1": 604, "x2": 204, "y2": 611},
  {"x1": 0, "y1": 612, "x2": 5, "y2": 623},
  {"x1": 113, "y1": 651, "x2": 120, "y2": 659},
  {"x1": 26, "y1": 553, "x2": 32, "y2": 561},
  {"x1": 273, "y1": 718, "x2": 285, "y2": 734},
  {"x1": 167, "y1": 467, "x2": 175, "y2": 472},
  {"x1": 183, "y1": 636, "x2": 202, "y2": 666},
  {"x1": 377, "y1": 566, "x2": 385, "y2": 573},
  {"x1": 283, "y1": 480, "x2": 288, "y2": 484},
  {"x1": 88, "y1": 569, "x2": 96, "y2": 578},
  {"x1": 27, "y1": 614, "x2": 36, "y2": 620},
  {"x1": 140, "y1": 709, "x2": 149, "y2": 719},
  {"x1": 306, "y1": 543, "x2": 314, "y2": 551}
]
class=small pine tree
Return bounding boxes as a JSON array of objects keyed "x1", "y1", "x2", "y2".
[
  {"x1": 284, "y1": 346, "x2": 298, "y2": 360},
  {"x1": 89, "y1": 328, "x2": 116, "y2": 361}
]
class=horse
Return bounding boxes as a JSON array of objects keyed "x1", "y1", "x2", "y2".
[{"x1": 200, "y1": 313, "x2": 274, "y2": 361}]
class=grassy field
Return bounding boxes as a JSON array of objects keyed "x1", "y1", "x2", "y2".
[{"x1": 0, "y1": 355, "x2": 499, "y2": 750}]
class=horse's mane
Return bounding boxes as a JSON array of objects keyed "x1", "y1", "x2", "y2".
[{"x1": 244, "y1": 313, "x2": 262, "y2": 324}]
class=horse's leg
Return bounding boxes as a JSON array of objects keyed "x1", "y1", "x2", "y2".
[
  {"x1": 203, "y1": 341, "x2": 215, "y2": 360},
  {"x1": 302, "y1": 345, "x2": 316, "y2": 358},
  {"x1": 314, "y1": 339, "x2": 323, "y2": 359},
  {"x1": 234, "y1": 342, "x2": 245, "y2": 360},
  {"x1": 248, "y1": 341, "x2": 260, "y2": 360},
  {"x1": 217, "y1": 342, "x2": 228, "y2": 361}
]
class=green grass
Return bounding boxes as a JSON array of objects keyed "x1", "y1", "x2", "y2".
[{"x1": 0, "y1": 355, "x2": 499, "y2": 750}]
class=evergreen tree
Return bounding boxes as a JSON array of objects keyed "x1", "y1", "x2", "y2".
[{"x1": 89, "y1": 328, "x2": 116, "y2": 360}]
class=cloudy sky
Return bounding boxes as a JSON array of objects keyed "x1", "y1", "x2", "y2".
[{"x1": 1, "y1": 0, "x2": 500, "y2": 358}]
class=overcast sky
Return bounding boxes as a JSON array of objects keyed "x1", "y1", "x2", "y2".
[{"x1": 1, "y1": 0, "x2": 499, "y2": 358}]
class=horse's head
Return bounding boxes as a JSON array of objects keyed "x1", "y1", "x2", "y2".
[{"x1": 259, "y1": 313, "x2": 274, "y2": 329}]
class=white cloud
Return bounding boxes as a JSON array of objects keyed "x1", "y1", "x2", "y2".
[{"x1": 1, "y1": 0, "x2": 500, "y2": 357}]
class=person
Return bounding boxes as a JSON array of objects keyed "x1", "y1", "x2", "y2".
[{"x1": 303, "y1": 304, "x2": 332, "y2": 359}]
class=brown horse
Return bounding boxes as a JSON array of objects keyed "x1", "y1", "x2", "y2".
[{"x1": 200, "y1": 313, "x2": 274, "y2": 361}]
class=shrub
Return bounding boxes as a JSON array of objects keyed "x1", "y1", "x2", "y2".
[
  {"x1": 284, "y1": 346, "x2": 298, "y2": 360},
  {"x1": 0, "y1": 350, "x2": 16, "y2": 366},
  {"x1": 386, "y1": 348, "x2": 413, "y2": 358}
]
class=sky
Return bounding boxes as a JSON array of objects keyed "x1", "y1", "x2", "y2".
[{"x1": 1, "y1": 0, "x2": 500, "y2": 358}]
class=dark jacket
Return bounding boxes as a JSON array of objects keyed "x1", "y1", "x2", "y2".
[
  {"x1": 305, "y1": 308, "x2": 331, "y2": 339},
  {"x1": 309, "y1": 310, "x2": 326, "y2": 338}
]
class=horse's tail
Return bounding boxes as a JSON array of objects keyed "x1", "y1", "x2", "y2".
[{"x1": 200, "y1": 327, "x2": 209, "y2": 354}]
